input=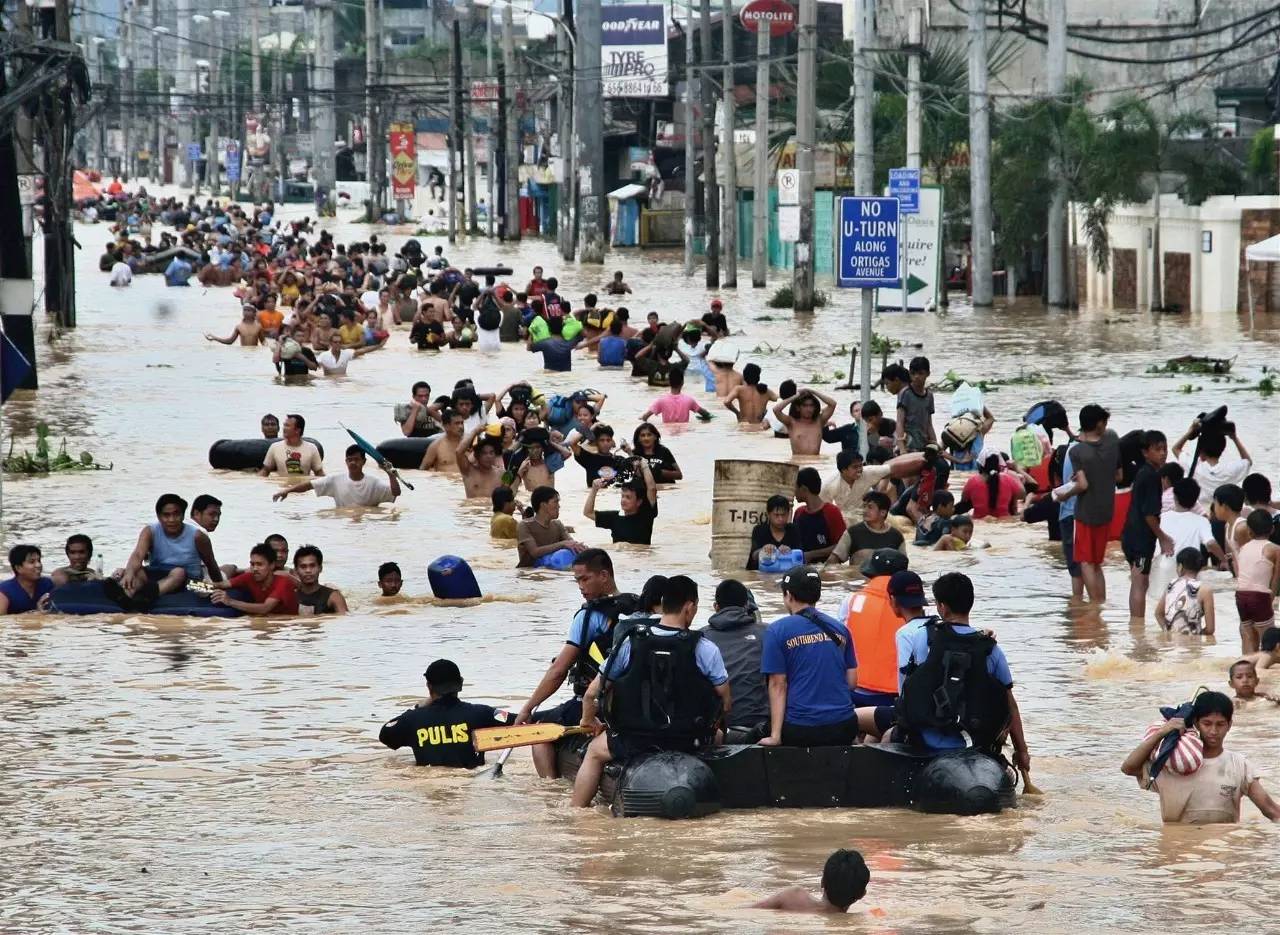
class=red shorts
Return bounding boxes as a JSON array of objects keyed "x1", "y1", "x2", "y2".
[{"x1": 1072, "y1": 521, "x2": 1109, "y2": 565}]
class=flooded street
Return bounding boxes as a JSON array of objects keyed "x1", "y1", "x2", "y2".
[{"x1": 3, "y1": 209, "x2": 1280, "y2": 934}]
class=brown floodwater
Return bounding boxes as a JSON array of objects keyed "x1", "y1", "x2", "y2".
[{"x1": 3, "y1": 207, "x2": 1279, "y2": 934}]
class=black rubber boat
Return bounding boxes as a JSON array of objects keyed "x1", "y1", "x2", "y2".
[
  {"x1": 557, "y1": 737, "x2": 1016, "y2": 819},
  {"x1": 49, "y1": 581, "x2": 248, "y2": 618}
]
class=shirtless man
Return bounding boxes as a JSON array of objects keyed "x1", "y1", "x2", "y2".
[
  {"x1": 723, "y1": 366, "x2": 778, "y2": 430},
  {"x1": 516, "y1": 430, "x2": 556, "y2": 492},
  {"x1": 710, "y1": 353, "x2": 743, "y2": 399},
  {"x1": 205, "y1": 305, "x2": 265, "y2": 346},
  {"x1": 420, "y1": 410, "x2": 465, "y2": 471},
  {"x1": 773, "y1": 388, "x2": 838, "y2": 455},
  {"x1": 751, "y1": 849, "x2": 870, "y2": 915},
  {"x1": 455, "y1": 428, "x2": 506, "y2": 499}
]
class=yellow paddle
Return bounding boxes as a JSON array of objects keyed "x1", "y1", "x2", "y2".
[
  {"x1": 1020, "y1": 767, "x2": 1044, "y2": 796},
  {"x1": 473, "y1": 723, "x2": 592, "y2": 753}
]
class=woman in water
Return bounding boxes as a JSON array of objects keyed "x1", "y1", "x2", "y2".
[
  {"x1": 626, "y1": 422, "x2": 682, "y2": 483},
  {"x1": 962, "y1": 453, "x2": 1025, "y2": 519}
]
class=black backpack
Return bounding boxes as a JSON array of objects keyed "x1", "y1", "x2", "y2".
[
  {"x1": 602, "y1": 624, "x2": 721, "y2": 742},
  {"x1": 897, "y1": 618, "x2": 1010, "y2": 750},
  {"x1": 477, "y1": 292, "x2": 502, "y2": 331}
]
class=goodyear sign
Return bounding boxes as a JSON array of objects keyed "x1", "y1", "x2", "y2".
[{"x1": 602, "y1": 4, "x2": 669, "y2": 98}]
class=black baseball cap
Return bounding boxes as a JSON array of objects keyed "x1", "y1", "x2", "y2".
[
  {"x1": 887, "y1": 570, "x2": 927, "y2": 608},
  {"x1": 424, "y1": 659, "x2": 463, "y2": 694},
  {"x1": 860, "y1": 548, "x2": 908, "y2": 578},
  {"x1": 780, "y1": 565, "x2": 822, "y2": 604}
]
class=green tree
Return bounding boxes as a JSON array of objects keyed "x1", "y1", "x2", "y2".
[{"x1": 993, "y1": 81, "x2": 1157, "y2": 274}]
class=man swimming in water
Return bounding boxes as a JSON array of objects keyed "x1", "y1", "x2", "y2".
[
  {"x1": 378, "y1": 562, "x2": 404, "y2": 597},
  {"x1": 751, "y1": 849, "x2": 870, "y2": 914},
  {"x1": 274, "y1": 445, "x2": 399, "y2": 506},
  {"x1": 772, "y1": 388, "x2": 837, "y2": 456}
]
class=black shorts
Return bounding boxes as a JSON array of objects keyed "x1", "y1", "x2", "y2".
[
  {"x1": 872, "y1": 705, "x2": 897, "y2": 735},
  {"x1": 531, "y1": 698, "x2": 583, "y2": 728},
  {"x1": 1122, "y1": 543, "x2": 1154, "y2": 574},
  {"x1": 779, "y1": 716, "x2": 859, "y2": 747},
  {"x1": 605, "y1": 731, "x2": 698, "y2": 762}
]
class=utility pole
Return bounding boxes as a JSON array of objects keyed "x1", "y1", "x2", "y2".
[
  {"x1": 502, "y1": 6, "x2": 520, "y2": 243},
  {"x1": 750, "y1": 14, "x2": 770, "y2": 288},
  {"x1": 150, "y1": 0, "x2": 161, "y2": 185},
  {"x1": 208, "y1": 14, "x2": 222, "y2": 196},
  {"x1": 486, "y1": 8, "x2": 496, "y2": 238},
  {"x1": 448, "y1": 18, "x2": 460, "y2": 243},
  {"x1": 967, "y1": 0, "x2": 993, "y2": 307},
  {"x1": 121, "y1": 1, "x2": 133, "y2": 179},
  {"x1": 248, "y1": 0, "x2": 261, "y2": 201},
  {"x1": 792, "y1": 0, "x2": 816, "y2": 312},
  {"x1": 906, "y1": 7, "x2": 923, "y2": 170},
  {"x1": 556, "y1": 13, "x2": 574, "y2": 260},
  {"x1": 365, "y1": 0, "x2": 382, "y2": 221},
  {"x1": 683, "y1": 7, "x2": 696, "y2": 276},
  {"x1": 852, "y1": 0, "x2": 872, "y2": 392},
  {"x1": 464, "y1": 49, "x2": 479, "y2": 233},
  {"x1": 1045, "y1": 0, "x2": 1067, "y2": 306},
  {"x1": 176, "y1": 0, "x2": 193, "y2": 187},
  {"x1": 312, "y1": 0, "x2": 336, "y2": 201},
  {"x1": 43, "y1": 0, "x2": 77, "y2": 327},
  {"x1": 576, "y1": 0, "x2": 605, "y2": 262},
  {"x1": 720, "y1": 2, "x2": 737, "y2": 287},
  {"x1": 699, "y1": 0, "x2": 719, "y2": 287}
]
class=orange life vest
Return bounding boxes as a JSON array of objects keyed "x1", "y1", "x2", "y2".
[{"x1": 844, "y1": 576, "x2": 905, "y2": 696}]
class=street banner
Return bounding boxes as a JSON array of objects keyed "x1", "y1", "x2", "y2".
[
  {"x1": 389, "y1": 122, "x2": 416, "y2": 200},
  {"x1": 602, "y1": 4, "x2": 668, "y2": 98}
]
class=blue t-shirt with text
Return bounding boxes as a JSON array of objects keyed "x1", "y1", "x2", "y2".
[{"x1": 760, "y1": 611, "x2": 857, "y2": 727}]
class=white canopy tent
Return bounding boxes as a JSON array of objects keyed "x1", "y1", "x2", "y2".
[{"x1": 1243, "y1": 233, "x2": 1280, "y2": 326}]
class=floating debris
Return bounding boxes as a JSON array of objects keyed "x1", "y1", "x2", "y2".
[{"x1": 3, "y1": 422, "x2": 113, "y2": 475}]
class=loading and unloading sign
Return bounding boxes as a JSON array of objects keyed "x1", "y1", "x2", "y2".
[{"x1": 837, "y1": 196, "x2": 901, "y2": 289}]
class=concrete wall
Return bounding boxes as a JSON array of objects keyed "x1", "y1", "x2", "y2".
[{"x1": 1074, "y1": 194, "x2": 1280, "y2": 313}]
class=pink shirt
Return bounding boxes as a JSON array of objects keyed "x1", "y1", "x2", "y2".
[{"x1": 648, "y1": 393, "x2": 700, "y2": 424}]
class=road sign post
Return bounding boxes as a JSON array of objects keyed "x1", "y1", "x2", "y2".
[
  {"x1": 888, "y1": 167, "x2": 920, "y2": 312},
  {"x1": 836, "y1": 196, "x2": 901, "y2": 288}
]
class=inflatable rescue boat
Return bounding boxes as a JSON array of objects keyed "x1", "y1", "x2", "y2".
[{"x1": 557, "y1": 738, "x2": 1015, "y2": 819}]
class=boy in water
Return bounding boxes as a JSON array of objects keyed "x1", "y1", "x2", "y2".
[
  {"x1": 490, "y1": 486, "x2": 518, "y2": 540},
  {"x1": 378, "y1": 562, "x2": 403, "y2": 597},
  {"x1": 1228, "y1": 659, "x2": 1280, "y2": 705},
  {"x1": 751, "y1": 849, "x2": 870, "y2": 914},
  {"x1": 933, "y1": 514, "x2": 974, "y2": 552},
  {"x1": 894, "y1": 356, "x2": 936, "y2": 454},
  {"x1": 1153, "y1": 548, "x2": 1215, "y2": 634},
  {"x1": 914, "y1": 490, "x2": 956, "y2": 546},
  {"x1": 772, "y1": 387, "x2": 837, "y2": 456}
]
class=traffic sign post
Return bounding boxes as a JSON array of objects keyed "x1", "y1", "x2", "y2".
[
  {"x1": 888, "y1": 168, "x2": 920, "y2": 313},
  {"x1": 836, "y1": 196, "x2": 900, "y2": 288}
]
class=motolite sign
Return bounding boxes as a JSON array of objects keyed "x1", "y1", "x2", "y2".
[
  {"x1": 740, "y1": 0, "x2": 797, "y2": 36},
  {"x1": 602, "y1": 4, "x2": 669, "y2": 98}
]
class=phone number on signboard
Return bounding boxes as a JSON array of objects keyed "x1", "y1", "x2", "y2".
[{"x1": 604, "y1": 79, "x2": 669, "y2": 97}]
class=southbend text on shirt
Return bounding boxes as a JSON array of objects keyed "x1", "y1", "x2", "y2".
[{"x1": 785, "y1": 632, "x2": 835, "y2": 649}]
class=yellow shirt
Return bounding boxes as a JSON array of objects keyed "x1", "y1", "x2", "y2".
[
  {"x1": 338, "y1": 322, "x2": 365, "y2": 346},
  {"x1": 490, "y1": 512, "x2": 518, "y2": 540}
]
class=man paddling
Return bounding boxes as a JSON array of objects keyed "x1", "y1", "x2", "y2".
[
  {"x1": 513, "y1": 549, "x2": 635, "y2": 777},
  {"x1": 379, "y1": 659, "x2": 516, "y2": 768}
]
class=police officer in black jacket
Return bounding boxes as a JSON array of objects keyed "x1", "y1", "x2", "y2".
[{"x1": 379, "y1": 659, "x2": 515, "y2": 768}]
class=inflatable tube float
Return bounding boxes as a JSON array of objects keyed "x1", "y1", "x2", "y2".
[
  {"x1": 374, "y1": 436, "x2": 436, "y2": 470},
  {"x1": 557, "y1": 739, "x2": 1015, "y2": 819},
  {"x1": 471, "y1": 266, "x2": 514, "y2": 277},
  {"x1": 140, "y1": 246, "x2": 201, "y2": 273},
  {"x1": 428, "y1": 555, "x2": 482, "y2": 599},
  {"x1": 49, "y1": 581, "x2": 248, "y2": 618},
  {"x1": 208, "y1": 437, "x2": 326, "y2": 471}
]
